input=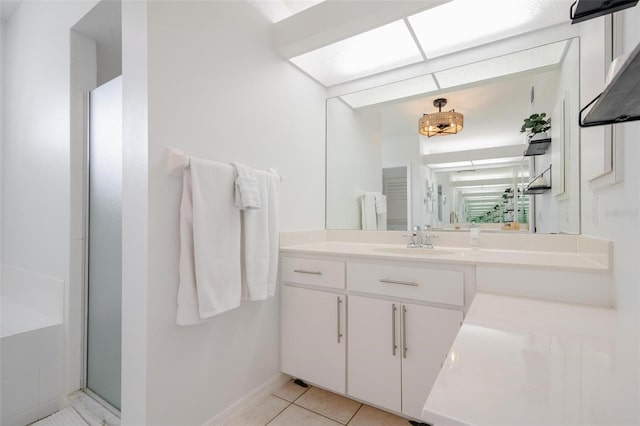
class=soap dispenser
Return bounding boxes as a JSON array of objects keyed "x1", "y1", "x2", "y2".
[{"x1": 470, "y1": 222, "x2": 480, "y2": 250}]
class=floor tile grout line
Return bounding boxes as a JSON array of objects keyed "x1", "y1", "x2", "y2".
[
  {"x1": 263, "y1": 399, "x2": 292, "y2": 426},
  {"x1": 345, "y1": 403, "x2": 364, "y2": 425},
  {"x1": 271, "y1": 394, "x2": 293, "y2": 404},
  {"x1": 272, "y1": 382, "x2": 310, "y2": 404},
  {"x1": 291, "y1": 401, "x2": 356, "y2": 425},
  {"x1": 291, "y1": 385, "x2": 311, "y2": 403}
]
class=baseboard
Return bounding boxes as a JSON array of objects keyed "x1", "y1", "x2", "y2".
[{"x1": 203, "y1": 373, "x2": 291, "y2": 426}]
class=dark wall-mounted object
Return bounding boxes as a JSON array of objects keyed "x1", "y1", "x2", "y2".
[
  {"x1": 579, "y1": 42, "x2": 640, "y2": 127},
  {"x1": 570, "y1": 0, "x2": 638, "y2": 24},
  {"x1": 524, "y1": 138, "x2": 551, "y2": 156}
]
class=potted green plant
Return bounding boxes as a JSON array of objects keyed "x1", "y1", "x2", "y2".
[{"x1": 520, "y1": 113, "x2": 551, "y2": 141}]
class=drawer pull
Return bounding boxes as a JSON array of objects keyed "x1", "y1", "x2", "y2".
[
  {"x1": 402, "y1": 305, "x2": 408, "y2": 359},
  {"x1": 337, "y1": 297, "x2": 343, "y2": 343},
  {"x1": 392, "y1": 303, "x2": 397, "y2": 356},
  {"x1": 379, "y1": 278, "x2": 418, "y2": 287},
  {"x1": 294, "y1": 269, "x2": 322, "y2": 276}
]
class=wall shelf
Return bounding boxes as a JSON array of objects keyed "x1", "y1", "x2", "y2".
[
  {"x1": 580, "y1": 42, "x2": 640, "y2": 127},
  {"x1": 524, "y1": 137, "x2": 551, "y2": 156},
  {"x1": 524, "y1": 165, "x2": 552, "y2": 195},
  {"x1": 570, "y1": 0, "x2": 638, "y2": 24}
]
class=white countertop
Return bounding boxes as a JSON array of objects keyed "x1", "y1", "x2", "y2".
[
  {"x1": 280, "y1": 241, "x2": 609, "y2": 273},
  {"x1": 421, "y1": 293, "x2": 640, "y2": 426}
]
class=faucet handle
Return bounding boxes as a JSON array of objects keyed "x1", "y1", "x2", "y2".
[{"x1": 403, "y1": 229, "x2": 420, "y2": 248}]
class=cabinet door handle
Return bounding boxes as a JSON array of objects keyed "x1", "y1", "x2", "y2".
[
  {"x1": 379, "y1": 278, "x2": 418, "y2": 287},
  {"x1": 392, "y1": 303, "x2": 397, "y2": 356},
  {"x1": 337, "y1": 297, "x2": 343, "y2": 344},
  {"x1": 402, "y1": 305, "x2": 408, "y2": 359},
  {"x1": 294, "y1": 269, "x2": 322, "y2": 275}
]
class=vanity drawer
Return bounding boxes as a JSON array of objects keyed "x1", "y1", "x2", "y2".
[
  {"x1": 281, "y1": 256, "x2": 346, "y2": 289},
  {"x1": 347, "y1": 262, "x2": 463, "y2": 306}
]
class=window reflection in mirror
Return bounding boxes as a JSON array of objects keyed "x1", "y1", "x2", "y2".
[{"x1": 326, "y1": 38, "x2": 580, "y2": 234}]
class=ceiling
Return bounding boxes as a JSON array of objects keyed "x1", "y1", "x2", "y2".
[{"x1": 277, "y1": 0, "x2": 573, "y2": 87}]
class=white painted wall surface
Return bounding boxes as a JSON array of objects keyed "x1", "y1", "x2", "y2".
[
  {"x1": 2, "y1": 0, "x2": 95, "y2": 280},
  {"x1": 327, "y1": 98, "x2": 382, "y2": 229},
  {"x1": 142, "y1": 2, "x2": 326, "y2": 424},
  {"x1": 1, "y1": 0, "x2": 98, "y2": 404},
  {"x1": 120, "y1": 1, "x2": 149, "y2": 423},
  {"x1": 578, "y1": 10, "x2": 640, "y2": 422}
]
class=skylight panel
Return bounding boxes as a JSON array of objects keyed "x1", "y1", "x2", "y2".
[
  {"x1": 339, "y1": 74, "x2": 438, "y2": 108},
  {"x1": 290, "y1": 20, "x2": 424, "y2": 87},
  {"x1": 407, "y1": 0, "x2": 569, "y2": 59},
  {"x1": 428, "y1": 161, "x2": 473, "y2": 169},
  {"x1": 435, "y1": 40, "x2": 567, "y2": 89}
]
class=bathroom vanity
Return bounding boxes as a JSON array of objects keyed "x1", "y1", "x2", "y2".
[
  {"x1": 280, "y1": 251, "x2": 472, "y2": 420},
  {"x1": 278, "y1": 233, "x2": 612, "y2": 422}
]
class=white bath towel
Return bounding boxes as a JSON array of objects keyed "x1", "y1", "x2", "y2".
[
  {"x1": 176, "y1": 158, "x2": 242, "y2": 325},
  {"x1": 231, "y1": 162, "x2": 262, "y2": 210},
  {"x1": 241, "y1": 169, "x2": 280, "y2": 301},
  {"x1": 360, "y1": 192, "x2": 378, "y2": 230}
]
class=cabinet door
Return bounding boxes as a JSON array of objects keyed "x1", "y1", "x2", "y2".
[
  {"x1": 281, "y1": 286, "x2": 346, "y2": 393},
  {"x1": 348, "y1": 295, "x2": 401, "y2": 412},
  {"x1": 401, "y1": 302, "x2": 463, "y2": 419}
]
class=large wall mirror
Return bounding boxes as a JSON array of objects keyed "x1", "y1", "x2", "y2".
[{"x1": 326, "y1": 37, "x2": 580, "y2": 234}]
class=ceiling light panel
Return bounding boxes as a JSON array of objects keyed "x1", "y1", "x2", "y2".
[
  {"x1": 427, "y1": 161, "x2": 473, "y2": 169},
  {"x1": 340, "y1": 74, "x2": 438, "y2": 108},
  {"x1": 435, "y1": 40, "x2": 567, "y2": 89},
  {"x1": 472, "y1": 156, "x2": 524, "y2": 166},
  {"x1": 290, "y1": 20, "x2": 423, "y2": 87},
  {"x1": 407, "y1": 0, "x2": 569, "y2": 59}
]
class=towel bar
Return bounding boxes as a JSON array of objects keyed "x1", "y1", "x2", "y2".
[
  {"x1": 165, "y1": 147, "x2": 190, "y2": 176},
  {"x1": 164, "y1": 147, "x2": 283, "y2": 181}
]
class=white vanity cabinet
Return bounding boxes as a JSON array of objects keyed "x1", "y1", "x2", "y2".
[
  {"x1": 280, "y1": 254, "x2": 468, "y2": 420},
  {"x1": 347, "y1": 262, "x2": 464, "y2": 419},
  {"x1": 280, "y1": 257, "x2": 347, "y2": 394}
]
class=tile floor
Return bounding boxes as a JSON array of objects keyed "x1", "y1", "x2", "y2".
[{"x1": 227, "y1": 379, "x2": 411, "y2": 426}]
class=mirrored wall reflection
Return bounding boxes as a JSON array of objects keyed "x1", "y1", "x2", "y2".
[
  {"x1": 326, "y1": 38, "x2": 580, "y2": 234},
  {"x1": 425, "y1": 165, "x2": 531, "y2": 230}
]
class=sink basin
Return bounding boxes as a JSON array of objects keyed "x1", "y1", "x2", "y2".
[{"x1": 373, "y1": 247, "x2": 454, "y2": 256}]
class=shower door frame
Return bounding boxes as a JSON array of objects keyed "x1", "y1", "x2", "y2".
[{"x1": 81, "y1": 85, "x2": 122, "y2": 419}]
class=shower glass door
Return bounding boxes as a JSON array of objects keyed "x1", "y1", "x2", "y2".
[{"x1": 86, "y1": 76, "x2": 122, "y2": 410}]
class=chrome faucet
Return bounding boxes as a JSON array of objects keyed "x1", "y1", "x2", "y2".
[
  {"x1": 404, "y1": 225, "x2": 434, "y2": 248},
  {"x1": 404, "y1": 226, "x2": 422, "y2": 248},
  {"x1": 421, "y1": 225, "x2": 434, "y2": 249}
]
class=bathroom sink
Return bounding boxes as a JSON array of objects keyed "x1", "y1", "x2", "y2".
[{"x1": 373, "y1": 247, "x2": 454, "y2": 256}]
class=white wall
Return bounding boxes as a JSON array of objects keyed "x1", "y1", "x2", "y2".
[
  {"x1": 533, "y1": 38, "x2": 580, "y2": 234},
  {"x1": 579, "y1": 10, "x2": 640, "y2": 423},
  {"x1": 138, "y1": 2, "x2": 326, "y2": 424},
  {"x1": 579, "y1": 9, "x2": 640, "y2": 316},
  {"x1": 1, "y1": 0, "x2": 98, "y2": 406},
  {"x1": 327, "y1": 98, "x2": 382, "y2": 229},
  {"x1": 2, "y1": 0, "x2": 94, "y2": 279}
]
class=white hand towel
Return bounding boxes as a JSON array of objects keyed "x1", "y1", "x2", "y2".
[
  {"x1": 375, "y1": 193, "x2": 387, "y2": 230},
  {"x1": 241, "y1": 169, "x2": 280, "y2": 301},
  {"x1": 360, "y1": 192, "x2": 378, "y2": 230},
  {"x1": 231, "y1": 162, "x2": 261, "y2": 210},
  {"x1": 375, "y1": 194, "x2": 387, "y2": 214},
  {"x1": 176, "y1": 158, "x2": 242, "y2": 324}
]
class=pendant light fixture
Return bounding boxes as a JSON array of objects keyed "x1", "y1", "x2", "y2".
[{"x1": 419, "y1": 98, "x2": 464, "y2": 137}]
